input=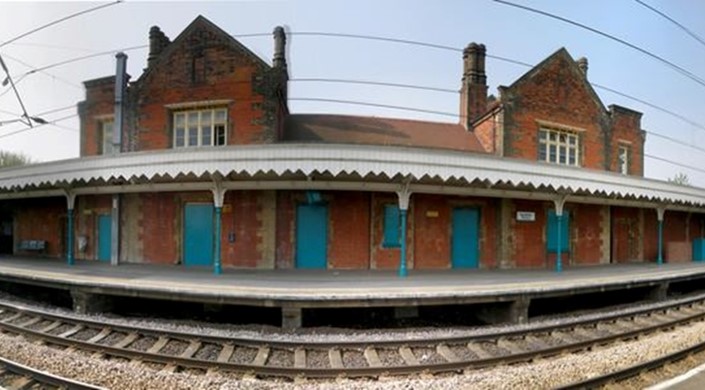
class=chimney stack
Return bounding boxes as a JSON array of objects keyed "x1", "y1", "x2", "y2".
[
  {"x1": 148, "y1": 26, "x2": 170, "y2": 67},
  {"x1": 576, "y1": 57, "x2": 588, "y2": 77},
  {"x1": 273, "y1": 26, "x2": 287, "y2": 70},
  {"x1": 460, "y1": 42, "x2": 488, "y2": 129}
]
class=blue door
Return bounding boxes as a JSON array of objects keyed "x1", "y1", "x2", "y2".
[
  {"x1": 296, "y1": 204, "x2": 327, "y2": 269},
  {"x1": 184, "y1": 204, "x2": 214, "y2": 267},
  {"x1": 98, "y1": 214, "x2": 111, "y2": 262},
  {"x1": 451, "y1": 208, "x2": 479, "y2": 268},
  {"x1": 546, "y1": 210, "x2": 570, "y2": 254}
]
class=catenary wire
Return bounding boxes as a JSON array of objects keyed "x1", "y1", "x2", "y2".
[
  {"x1": 634, "y1": 0, "x2": 705, "y2": 48},
  {"x1": 492, "y1": 0, "x2": 705, "y2": 88},
  {"x1": 0, "y1": 1, "x2": 123, "y2": 49},
  {"x1": 0, "y1": 113, "x2": 78, "y2": 140}
]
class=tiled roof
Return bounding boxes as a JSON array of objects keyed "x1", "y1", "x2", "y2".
[{"x1": 284, "y1": 114, "x2": 487, "y2": 153}]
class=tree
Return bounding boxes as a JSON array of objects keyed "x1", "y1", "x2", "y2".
[
  {"x1": 0, "y1": 150, "x2": 33, "y2": 167},
  {"x1": 668, "y1": 172, "x2": 690, "y2": 186}
]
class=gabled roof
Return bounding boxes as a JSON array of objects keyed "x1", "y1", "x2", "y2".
[
  {"x1": 284, "y1": 114, "x2": 487, "y2": 153},
  {"x1": 503, "y1": 47, "x2": 608, "y2": 114},
  {"x1": 137, "y1": 15, "x2": 270, "y2": 82}
]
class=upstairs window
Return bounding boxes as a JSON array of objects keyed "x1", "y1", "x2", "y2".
[
  {"x1": 173, "y1": 108, "x2": 227, "y2": 148},
  {"x1": 538, "y1": 128, "x2": 580, "y2": 167},
  {"x1": 618, "y1": 145, "x2": 629, "y2": 174},
  {"x1": 101, "y1": 119, "x2": 115, "y2": 155}
]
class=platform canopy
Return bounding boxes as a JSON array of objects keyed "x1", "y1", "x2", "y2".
[{"x1": 0, "y1": 143, "x2": 702, "y2": 211}]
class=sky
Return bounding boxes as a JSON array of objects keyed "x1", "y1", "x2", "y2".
[{"x1": 0, "y1": 0, "x2": 704, "y2": 186}]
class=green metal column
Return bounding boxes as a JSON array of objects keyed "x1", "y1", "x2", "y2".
[
  {"x1": 657, "y1": 219, "x2": 664, "y2": 265},
  {"x1": 214, "y1": 206, "x2": 222, "y2": 275},
  {"x1": 556, "y1": 214, "x2": 562, "y2": 272},
  {"x1": 399, "y1": 209, "x2": 408, "y2": 277},
  {"x1": 67, "y1": 208, "x2": 74, "y2": 266}
]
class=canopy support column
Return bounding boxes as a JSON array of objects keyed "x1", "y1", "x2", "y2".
[
  {"x1": 64, "y1": 190, "x2": 76, "y2": 266},
  {"x1": 396, "y1": 182, "x2": 412, "y2": 278},
  {"x1": 553, "y1": 195, "x2": 568, "y2": 273},
  {"x1": 656, "y1": 206, "x2": 666, "y2": 265},
  {"x1": 211, "y1": 180, "x2": 227, "y2": 275}
]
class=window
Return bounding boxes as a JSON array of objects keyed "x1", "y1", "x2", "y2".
[
  {"x1": 173, "y1": 108, "x2": 227, "y2": 148},
  {"x1": 101, "y1": 120, "x2": 115, "y2": 155},
  {"x1": 546, "y1": 210, "x2": 570, "y2": 253},
  {"x1": 382, "y1": 204, "x2": 400, "y2": 248},
  {"x1": 618, "y1": 145, "x2": 629, "y2": 174},
  {"x1": 538, "y1": 128, "x2": 580, "y2": 166}
]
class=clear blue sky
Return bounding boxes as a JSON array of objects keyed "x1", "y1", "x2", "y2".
[{"x1": 1, "y1": 1, "x2": 704, "y2": 186}]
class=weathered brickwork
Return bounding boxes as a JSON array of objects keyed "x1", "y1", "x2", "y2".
[
  {"x1": 58, "y1": 17, "x2": 679, "y2": 272},
  {"x1": 328, "y1": 192, "x2": 371, "y2": 269},
  {"x1": 75, "y1": 195, "x2": 112, "y2": 260},
  {"x1": 78, "y1": 16, "x2": 286, "y2": 155},
  {"x1": 13, "y1": 198, "x2": 66, "y2": 257},
  {"x1": 78, "y1": 77, "x2": 116, "y2": 157}
]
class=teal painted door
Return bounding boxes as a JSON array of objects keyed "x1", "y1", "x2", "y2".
[
  {"x1": 451, "y1": 208, "x2": 479, "y2": 268},
  {"x1": 184, "y1": 204, "x2": 214, "y2": 267},
  {"x1": 547, "y1": 210, "x2": 570, "y2": 253},
  {"x1": 296, "y1": 204, "x2": 327, "y2": 269},
  {"x1": 98, "y1": 214, "x2": 111, "y2": 262}
]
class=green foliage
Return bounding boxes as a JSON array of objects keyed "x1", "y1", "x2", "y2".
[
  {"x1": 668, "y1": 172, "x2": 690, "y2": 186},
  {"x1": 0, "y1": 150, "x2": 33, "y2": 167}
]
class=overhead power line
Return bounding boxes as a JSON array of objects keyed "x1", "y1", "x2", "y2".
[
  {"x1": 0, "y1": 1, "x2": 123, "y2": 49},
  {"x1": 635, "y1": 0, "x2": 705, "y2": 48},
  {"x1": 645, "y1": 154, "x2": 705, "y2": 176},
  {"x1": 0, "y1": 54, "x2": 33, "y2": 127},
  {"x1": 0, "y1": 113, "x2": 78, "y2": 140},
  {"x1": 492, "y1": 0, "x2": 705, "y2": 88}
]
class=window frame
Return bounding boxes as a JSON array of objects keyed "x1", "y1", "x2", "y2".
[
  {"x1": 618, "y1": 145, "x2": 630, "y2": 175},
  {"x1": 100, "y1": 119, "x2": 115, "y2": 155},
  {"x1": 538, "y1": 127, "x2": 581, "y2": 167},
  {"x1": 172, "y1": 107, "x2": 228, "y2": 148}
]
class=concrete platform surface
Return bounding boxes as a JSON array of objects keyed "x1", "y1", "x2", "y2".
[{"x1": 0, "y1": 257, "x2": 704, "y2": 305}]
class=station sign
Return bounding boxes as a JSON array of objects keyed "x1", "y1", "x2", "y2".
[{"x1": 516, "y1": 211, "x2": 536, "y2": 222}]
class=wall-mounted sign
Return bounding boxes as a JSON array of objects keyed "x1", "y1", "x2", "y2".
[
  {"x1": 426, "y1": 210, "x2": 439, "y2": 218},
  {"x1": 516, "y1": 211, "x2": 535, "y2": 222}
]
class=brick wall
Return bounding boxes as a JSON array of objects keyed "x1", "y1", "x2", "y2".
[
  {"x1": 508, "y1": 200, "x2": 548, "y2": 267},
  {"x1": 502, "y1": 52, "x2": 607, "y2": 169},
  {"x1": 328, "y1": 192, "x2": 370, "y2": 269},
  {"x1": 140, "y1": 192, "x2": 180, "y2": 265},
  {"x1": 611, "y1": 206, "x2": 642, "y2": 263},
  {"x1": 609, "y1": 105, "x2": 645, "y2": 176},
  {"x1": 75, "y1": 195, "x2": 112, "y2": 260},
  {"x1": 14, "y1": 197, "x2": 66, "y2": 257},
  {"x1": 571, "y1": 204, "x2": 605, "y2": 265},
  {"x1": 79, "y1": 77, "x2": 115, "y2": 157},
  {"x1": 370, "y1": 193, "x2": 413, "y2": 270}
]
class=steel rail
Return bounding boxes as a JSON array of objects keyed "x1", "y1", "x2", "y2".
[
  {"x1": 1, "y1": 291, "x2": 704, "y2": 350},
  {"x1": 555, "y1": 336, "x2": 705, "y2": 389},
  {"x1": 0, "y1": 355, "x2": 106, "y2": 390},
  {"x1": 0, "y1": 298, "x2": 704, "y2": 378}
]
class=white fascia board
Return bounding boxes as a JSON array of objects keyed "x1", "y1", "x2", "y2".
[{"x1": 0, "y1": 144, "x2": 701, "y2": 207}]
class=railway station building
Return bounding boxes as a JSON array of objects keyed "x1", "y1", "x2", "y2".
[{"x1": 2, "y1": 15, "x2": 705, "y2": 274}]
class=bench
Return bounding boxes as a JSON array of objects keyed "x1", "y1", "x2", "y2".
[{"x1": 19, "y1": 240, "x2": 46, "y2": 253}]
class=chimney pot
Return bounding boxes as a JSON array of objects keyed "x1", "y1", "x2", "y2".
[
  {"x1": 460, "y1": 42, "x2": 488, "y2": 129},
  {"x1": 577, "y1": 57, "x2": 588, "y2": 76},
  {"x1": 273, "y1": 26, "x2": 287, "y2": 70}
]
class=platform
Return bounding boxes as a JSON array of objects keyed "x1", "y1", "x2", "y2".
[{"x1": 1, "y1": 256, "x2": 705, "y2": 328}]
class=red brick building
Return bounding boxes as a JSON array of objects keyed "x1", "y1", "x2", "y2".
[{"x1": 3, "y1": 16, "x2": 704, "y2": 273}]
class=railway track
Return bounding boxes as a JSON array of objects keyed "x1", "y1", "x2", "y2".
[
  {"x1": 0, "y1": 355, "x2": 106, "y2": 390},
  {"x1": 1, "y1": 295, "x2": 705, "y2": 383}
]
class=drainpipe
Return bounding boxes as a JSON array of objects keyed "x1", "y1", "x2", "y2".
[
  {"x1": 396, "y1": 184, "x2": 412, "y2": 277},
  {"x1": 111, "y1": 52, "x2": 127, "y2": 266},
  {"x1": 656, "y1": 207, "x2": 666, "y2": 265}
]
